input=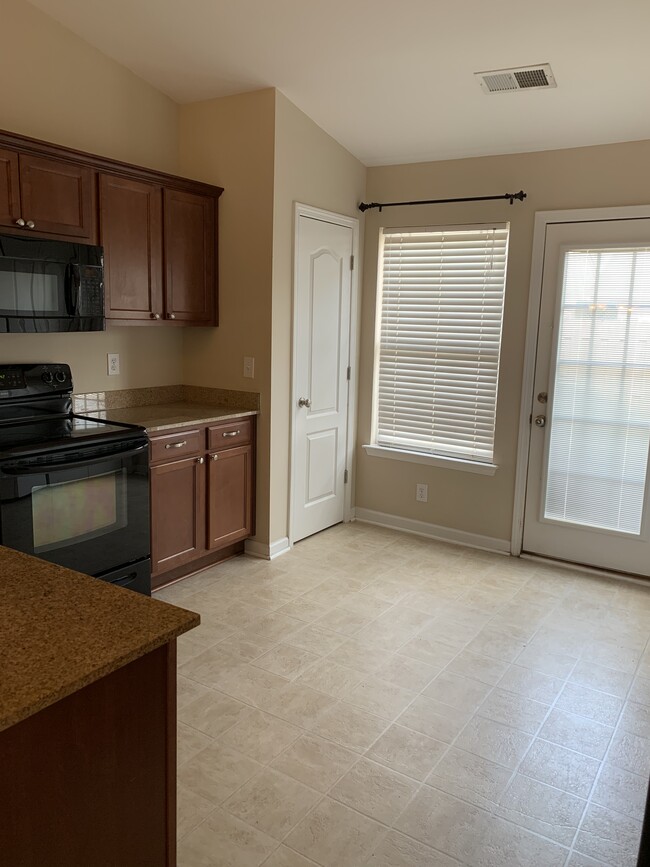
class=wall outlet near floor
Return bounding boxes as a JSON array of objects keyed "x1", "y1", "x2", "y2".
[
  {"x1": 416, "y1": 483, "x2": 428, "y2": 503},
  {"x1": 243, "y1": 356, "x2": 255, "y2": 379},
  {"x1": 107, "y1": 353, "x2": 120, "y2": 376}
]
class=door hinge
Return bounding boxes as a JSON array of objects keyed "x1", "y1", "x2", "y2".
[
  {"x1": 350, "y1": 254, "x2": 354, "y2": 271},
  {"x1": 346, "y1": 366, "x2": 351, "y2": 381},
  {"x1": 344, "y1": 469, "x2": 349, "y2": 484}
]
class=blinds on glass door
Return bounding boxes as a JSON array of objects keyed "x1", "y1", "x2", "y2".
[
  {"x1": 375, "y1": 225, "x2": 509, "y2": 462},
  {"x1": 545, "y1": 246, "x2": 650, "y2": 535}
]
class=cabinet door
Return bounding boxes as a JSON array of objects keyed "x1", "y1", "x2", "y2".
[
  {"x1": 163, "y1": 188, "x2": 216, "y2": 324},
  {"x1": 100, "y1": 174, "x2": 163, "y2": 321},
  {"x1": 19, "y1": 154, "x2": 95, "y2": 240},
  {"x1": 207, "y1": 445, "x2": 253, "y2": 550},
  {"x1": 151, "y1": 456, "x2": 205, "y2": 576},
  {"x1": 0, "y1": 148, "x2": 21, "y2": 229}
]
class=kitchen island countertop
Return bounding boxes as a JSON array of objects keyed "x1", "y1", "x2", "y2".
[{"x1": 0, "y1": 546, "x2": 199, "y2": 732}]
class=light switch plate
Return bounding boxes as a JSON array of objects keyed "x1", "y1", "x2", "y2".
[
  {"x1": 243, "y1": 356, "x2": 255, "y2": 379},
  {"x1": 107, "y1": 353, "x2": 120, "y2": 376}
]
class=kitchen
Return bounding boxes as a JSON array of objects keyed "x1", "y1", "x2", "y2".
[{"x1": 3, "y1": 1, "x2": 650, "y2": 866}]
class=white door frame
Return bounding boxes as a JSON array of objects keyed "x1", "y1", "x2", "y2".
[
  {"x1": 289, "y1": 202, "x2": 360, "y2": 547},
  {"x1": 511, "y1": 203, "x2": 650, "y2": 556}
]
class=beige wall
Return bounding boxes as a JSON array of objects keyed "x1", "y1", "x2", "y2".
[
  {"x1": 357, "y1": 139, "x2": 650, "y2": 544},
  {"x1": 270, "y1": 92, "x2": 366, "y2": 544},
  {"x1": 179, "y1": 89, "x2": 276, "y2": 544},
  {"x1": 0, "y1": 0, "x2": 183, "y2": 392}
]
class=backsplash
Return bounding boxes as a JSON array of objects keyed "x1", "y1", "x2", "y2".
[{"x1": 73, "y1": 385, "x2": 260, "y2": 414}]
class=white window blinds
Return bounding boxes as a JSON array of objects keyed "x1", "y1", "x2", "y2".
[
  {"x1": 374, "y1": 224, "x2": 509, "y2": 463},
  {"x1": 544, "y1": 246, "x2": 650, "y2": 534}
]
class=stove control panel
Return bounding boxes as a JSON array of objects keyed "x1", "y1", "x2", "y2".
[{"x1": 0, "y1": 364, "x2": 72, "y2": 399}]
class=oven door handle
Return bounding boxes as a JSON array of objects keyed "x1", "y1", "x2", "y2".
[{"x1": 2, "y1": 443, "x2": 148, "y2": 474}]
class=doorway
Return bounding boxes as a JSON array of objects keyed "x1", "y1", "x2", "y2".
[
  {"x1": 515, "y1": 208, "x2": 650, "y2": 577},
  {"x1": 290, "y1": 204, "x2": 359, "y2": 544}
]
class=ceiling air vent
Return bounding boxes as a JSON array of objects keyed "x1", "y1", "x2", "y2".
[{"x1": 475, "y1": 64, "x2": 557, "y2": 94}]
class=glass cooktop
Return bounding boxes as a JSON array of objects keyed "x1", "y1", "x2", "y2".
[{"x1": 0, "y1": 414, "x2": 145, "y2": 458}]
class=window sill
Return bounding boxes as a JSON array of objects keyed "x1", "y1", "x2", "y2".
[{"x1": 362, "y1": 444, "x2": 498, "y2": 476}]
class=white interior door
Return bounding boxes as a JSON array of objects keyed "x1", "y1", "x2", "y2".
[
  {"x1": 523, "y1": 218, "x2": 650, "y2": 576},
  {"x1": 292, "y1": 212, "x2": 354, "y2": 543}
]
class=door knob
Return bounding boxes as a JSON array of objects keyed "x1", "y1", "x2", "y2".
[
  {"x1": 26, "y1": 220, "x2": 35, "y2": 229},
  {"x1": 534, "y1": 415, "x2": 546, "y2": 427},
  {"x1": 167, "y1": 313, "x2": 176, "y2": 320},
  {"x1": 298, "y1": 397, "x2": 311, "y2": 408},
  {"x1": 151, "y1": 312, "x2": 161, "y2": 320},
  {"x1": 15, "y1": 218, "x2": 25, "y2": 227}
]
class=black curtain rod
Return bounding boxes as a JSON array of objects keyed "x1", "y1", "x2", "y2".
[{"x1": 358, "y1": 190, "x2": 527, "y2": 213}]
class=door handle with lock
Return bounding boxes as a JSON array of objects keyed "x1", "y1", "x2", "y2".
[
  {"x1": 534, "y1": 415, "x2": 546, "y2": 428},
  {"x1": 298, "y1": 397, "x2": 311, "y2": 408}
]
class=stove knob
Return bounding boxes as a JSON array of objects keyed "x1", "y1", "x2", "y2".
[
  {"x1": 41, "y1": 371, "x2": 54, "y2": 385},
  {"x1": 55, "y1": 370, "x2": 67, "y2": 384}
]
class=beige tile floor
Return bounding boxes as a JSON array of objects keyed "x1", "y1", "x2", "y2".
[{"x1": 156, "y1": 522, "x2": 650, "y2": 867}]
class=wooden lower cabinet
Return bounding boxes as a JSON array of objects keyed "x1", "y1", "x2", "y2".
[
  {"x1": 150, "y1": 454, "x2": 205, "y2": 576},
  {"x1": 208, "y1": 444, "x2": 253, "y2": 549},
  {"x1": 150, "y1": 416, "x2": 256, "y2": 588},
  {"x1": 0, "y1": 643, "x2": 178, "y2": 867}
]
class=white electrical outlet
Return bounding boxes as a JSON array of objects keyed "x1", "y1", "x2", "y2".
[
  {"x1": 107, "y1": 353, "x2": 120, "y2": 376},
  {"x1": 416, "y1": 483, "x2": 428, "y2": 503},
  {"x1": 243, "y1": 356, "x2": 255, "y2": 379}
]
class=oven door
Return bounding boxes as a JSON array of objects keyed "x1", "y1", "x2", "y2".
[{"x1": 0, "y1": 440, "x2": 150, "y2": 577}]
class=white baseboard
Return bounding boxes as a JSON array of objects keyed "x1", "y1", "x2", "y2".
[
  {"x1": 354, "y1": 508, "x2": 510, "y2": 555},
  {"x1": 245, "y1": 536, "x2": 291, "y2": 560}
]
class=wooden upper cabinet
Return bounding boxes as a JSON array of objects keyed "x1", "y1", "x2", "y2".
[
  {"x1": 0, "y1": 148, "x2": 20, "y2": 228},
  {"x1": 163, "y1": 189, "x2": 216, "y2": 324},
  {"x1": 19, "y1": 154, "x2": 95, "y2": 240},
  {"x1": 99, "y1": 174, "x2": 163, "y2": 321},
  {"x1": 0, "y1": 128, "x2": 222, "y2": 326}
]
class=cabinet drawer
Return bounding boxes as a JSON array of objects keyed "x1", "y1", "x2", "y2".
[
  {"x1": 208, "y1": 418, "x2": 252, "y2": 451},
  {"x1": 150, "y1": 429, "x2": 202, "y2": 462}
]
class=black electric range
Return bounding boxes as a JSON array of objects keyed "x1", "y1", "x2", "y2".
[{"x1": 0, "y1": 363, "x2": 151, "y2": 594}]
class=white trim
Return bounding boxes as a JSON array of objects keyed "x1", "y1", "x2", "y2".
[
  {"x1": 289, "y1": 203, "x2": 360, "y2": 545},
  {"x1": 519, "y1": 553, "x2": 650, "y2": 589},
  {"x1": 355, "y1": 507, "x2": 510, "y2": 554},
  {"x1": 511, "y1": 203, "x2": 650, "y2": 557},
  {"x1": 245, "y1": 537, "x2": 291, "y2": 560},
  {"x1": 363, "y1": 444, "x2": 497, "y2": 476}
]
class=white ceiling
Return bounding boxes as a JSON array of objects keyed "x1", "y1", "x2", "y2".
[{"x1": 27, "y1": 0, "x2": 650, "y2": 166}]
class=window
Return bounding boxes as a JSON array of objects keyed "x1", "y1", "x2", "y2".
[{"x1": 368, "y1": 223, "x2": 509, "y2": 471}]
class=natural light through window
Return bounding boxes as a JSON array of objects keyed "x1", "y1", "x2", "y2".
[
  {"x1": 544, "y1": 245, "x2": 650, "y2": 535},
  {"x1": 370, "y1": 224, "x2": 509, "y2": 468}
]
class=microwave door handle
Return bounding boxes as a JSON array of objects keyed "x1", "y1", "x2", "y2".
[
  {"x1": 2, "y1": 444, "x2": 148, "y2": 474},
  {"x1": 64, "y1": 263, "x2": 81, "y2": 315}
]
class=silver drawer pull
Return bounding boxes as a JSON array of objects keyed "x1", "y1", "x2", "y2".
[
  {"x1": 222, "y1": 430, "x2": 240, "y2": 437},
  {"x1": 165, "y1": 440, "x2": 187, "y2": 449}
]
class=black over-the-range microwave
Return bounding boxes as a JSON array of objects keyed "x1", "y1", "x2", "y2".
[{"x1": 0, "y1": 233, "x2": 105, "y2": 332}]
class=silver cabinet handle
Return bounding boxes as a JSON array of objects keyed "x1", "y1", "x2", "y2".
[
  {"x1": 167, "y1": 313, "x2": 176, "y2": 320},
  {"x1": 15, "y1": 218, "x2": 25, "y2": 227},
  {"x1": 211, "y1": 454, "x2": 219, "y2": 461},
  {"x1": 222, "y1": 430, "x2": 240, "y2": 437},
  {"x1": 26, "y1": 220, "x2": 35, "y2": 229},
  {"x1": 197, "y1": 456, "x2": 205, "y2": 464},
  {"x1": 298, "y1": 397, "x2": 311, "y2": 408},
  {"x1": 165, "y1": 440, "x2": 187, "y2": 449},
  {"x1": 151, "y1": 312, "x2": 161, "y2": 320}
]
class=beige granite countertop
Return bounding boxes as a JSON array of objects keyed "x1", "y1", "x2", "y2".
[
  {"x1": 85, "y1": 402, "x2": 258, "y2": 433},
  {"x1": 0, "y1": 547, "x2": 199, "y2": 733}
]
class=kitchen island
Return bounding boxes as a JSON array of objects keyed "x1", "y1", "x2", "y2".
[{"x1": 0, "y1": 546, "x2": 199, "y2": 867}]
